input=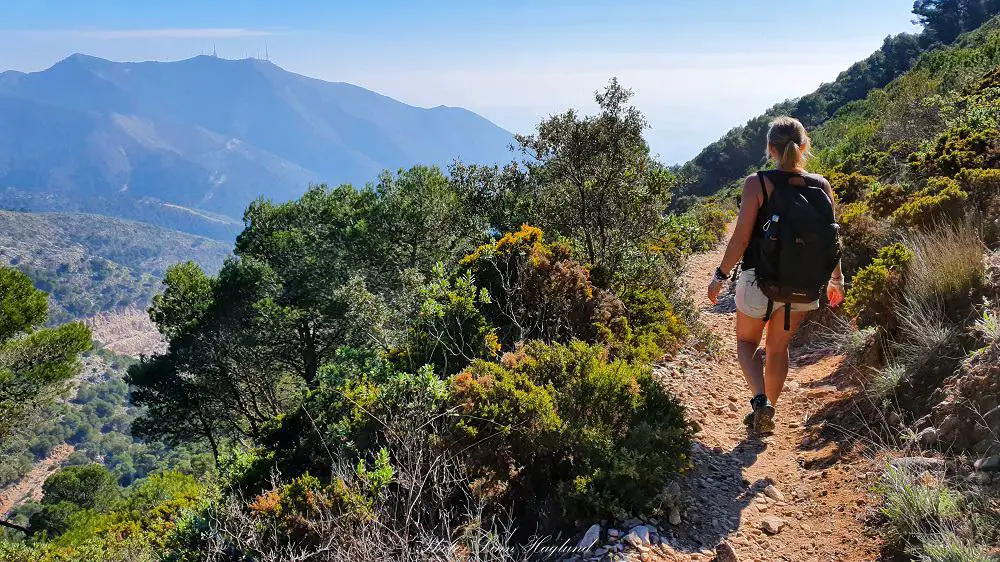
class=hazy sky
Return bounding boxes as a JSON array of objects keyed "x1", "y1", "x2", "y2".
[{"x1": 1, "y1": 1, "x2": 920, "y2": 163}]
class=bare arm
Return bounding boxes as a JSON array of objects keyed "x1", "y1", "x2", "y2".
[
  {"x1": 820, "y1": 180, "x2": 844, "y2": 281},
  {"x1": 718, "y1": 175, "x2": 763, "y2": 274}
]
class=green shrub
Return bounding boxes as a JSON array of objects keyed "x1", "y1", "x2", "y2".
[
  {"x1": 909, "y1": 126, "x2": 1000, "y2": 177},
  {"x1": 657, "y1": 199, "x2": 734, "y2": 258},
  {"x1": 29, "y1": 501, "x2": 83, "y2": 537},
  {"x1": 461, "y1": 225, "x2": 624, "y2": 347},
  {"x1": 38, "y1": 464, "x2": 120, "y2": 513},
  {"x1": 247, "y1": 473, "x2": 374, "y2": 544},
  {"x1": 891, "y1": 177, "x2": 969, "y2": 229},
  {"x1": 828, "y1": 171, "x2": 876, "y2": 204},
  {"x1": 598, "y1": 288, "x2": 688, "y2": 362},
  {"x1": 451, "y1": 340, "x2": 691, "y2": 527},
  {"x1": 837, "y1": 145, "x2": 905, "y2": 179},
  {"x1": 839, "y1": 201, "x2": 890, "y2": 276},
  {"x1": 878, "y1": 466, "x2": 964, "y2": 544},
  {"x1": 869, "y1": 364, "x2": 906, "y2": 401},
  {"x1": 956, "y1": 167, "x2": 1000, "y2": 214},
  {"x1": 919, "y1": 532, "x2": 995, "y2": 562},
  {"x1": 398, "y1": 268, "x2": 500, "y2": 375},
  {"x1": 866, "y1": 182, "x2": 911, "y2": 219},
  {"x1": 844, "y1": 243, "x2": 913, "y2": 331}
]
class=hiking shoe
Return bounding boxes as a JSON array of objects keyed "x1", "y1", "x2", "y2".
[{"x1": 749, "y1": 394, "x2": 776, "y2": 435}]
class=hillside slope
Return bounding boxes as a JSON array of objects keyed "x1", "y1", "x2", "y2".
[
  {"x1": 0, "y1": 210, "x2": 229, "y2": 322},
  {"x1": 0, "y1": 54, "x2": 514, "y2": 232},
  {"x1": 797, "y1": 13, "x2": 1000, "y2": 561},
  {"x1": 679, "y1": 3, "x2": 1000, "y2": 197}
]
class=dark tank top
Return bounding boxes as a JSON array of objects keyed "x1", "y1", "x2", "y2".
[{"x1": 741, "y1": 170, "x2": 829, "y2": 271}]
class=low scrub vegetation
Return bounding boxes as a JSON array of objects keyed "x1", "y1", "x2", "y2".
[
  {"x1": 812, "y1": 12, "x2": 1000, "y2": 559},
  {"x1": 0, "y1": 80, "x2": 730, "y2": 560}
]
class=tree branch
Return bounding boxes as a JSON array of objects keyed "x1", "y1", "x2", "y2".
[{"x1": 0, "y1": 519, "x2": 29, "y2": 534}]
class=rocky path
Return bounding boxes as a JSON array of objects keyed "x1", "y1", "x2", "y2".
[{"x1": 576, "y1": 233, "x2": 884, "y2": 561}]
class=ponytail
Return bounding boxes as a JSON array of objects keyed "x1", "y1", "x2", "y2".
[
  {"x1": 766, "y1": 116, "x2": 810, "y2": 171},
  {"x1": 781, "y1": 141, "x2": 802, "y2": 171}
]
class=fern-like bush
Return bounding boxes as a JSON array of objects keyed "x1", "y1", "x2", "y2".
[{"x1": 398, "y1": 269, "x2": 500, "y2": 375}]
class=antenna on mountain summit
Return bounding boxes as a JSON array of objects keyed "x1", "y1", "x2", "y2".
[
  {"x1": 265, "y1": 41, "x2": 269, "y2": 61},
  {"x1": 212, "y1": 43, "x2": 218, "y2": 58}
]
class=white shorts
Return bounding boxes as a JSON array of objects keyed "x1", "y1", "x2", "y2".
[{"x1": 735, "y1": 268, "x2": 820, "y2": 319}]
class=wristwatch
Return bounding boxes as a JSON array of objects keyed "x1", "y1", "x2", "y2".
[{"x1": 714, "y1": 267, "x2": 729, "y2": 282}]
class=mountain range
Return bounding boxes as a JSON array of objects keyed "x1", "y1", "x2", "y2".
[{"x1": 0, "y1": 54, "x2": 514, "y2": 238}]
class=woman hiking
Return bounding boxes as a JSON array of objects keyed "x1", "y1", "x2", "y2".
[{"x1": 707, "y1": 116, "x2": 845, "y2": 435}]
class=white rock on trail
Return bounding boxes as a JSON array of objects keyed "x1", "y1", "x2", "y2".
[
  {"x1": 763, "y1": 484, "x2": 785, "y2": 502},
  {"x1": 632, "y1": 525, "x2": 651, "y2": 544},
  {"x1": 715, "y1": 541, "x2": 740, "y2": 562},
  {"x1": 806, "y1": 385, "x2": 837, "y2": 399},
  {"x1": 917, "y1": 427, "x2": 940, "y2": 447},
  {"x1": 624, "y1": 531, "x2": 643, "y2": 549},
  {"x1": 577, "y1": 523, "x2": 601, "y2": 550},
  {"x1": 975, "y1": 455, "x2": 1000, "y2": 472},
  {"x1": 761, "y1": 515, "x2": 787, "y2": 535}
]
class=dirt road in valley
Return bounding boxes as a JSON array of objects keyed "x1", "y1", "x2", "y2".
[{"x1": 0, "y1": 444, "x2": 74, "y2": 517}]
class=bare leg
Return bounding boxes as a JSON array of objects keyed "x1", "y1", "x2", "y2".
[
  {"x1": 735, "y1": 311, "x2": 767, "y2": 397},
  {"x1": 763, "y1": 309, "x2": 809, "y2": 404}
]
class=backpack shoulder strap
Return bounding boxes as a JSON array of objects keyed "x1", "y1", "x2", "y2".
[{"x1": 756, "y1": 171, "x2": 769, "y2": 209}]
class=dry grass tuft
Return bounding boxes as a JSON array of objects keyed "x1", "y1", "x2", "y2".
[{"x1": 905, "y1": 220, "x2": 985, "y2": 307}]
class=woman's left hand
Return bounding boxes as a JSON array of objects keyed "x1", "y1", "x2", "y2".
[
  {"x1": 827, "y1": 278, "x2": 845, "y2": 308},
  {"x1": 708, "y1": 278, "x2": 724, "y2": 305}
]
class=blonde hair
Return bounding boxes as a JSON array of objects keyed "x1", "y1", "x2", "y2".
[{"x1": 767, "y1": 116, "x2": 810, "y2": 171}]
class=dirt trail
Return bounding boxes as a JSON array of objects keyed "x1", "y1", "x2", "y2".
[
  {"x1": 0, "y1": 444, "x2": 73, "y2": 517},
  {"x1": 647, "y1": 232, "x2": 881, "y2": 561}
]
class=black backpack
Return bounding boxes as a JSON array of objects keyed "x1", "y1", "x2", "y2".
[{"x1": 754, "y1": 170, "x2": 842, "y2": 330}]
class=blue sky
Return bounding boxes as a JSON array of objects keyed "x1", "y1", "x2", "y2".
[{"x1": 0, "y1": 1, "x2": 920, "y2": 163}]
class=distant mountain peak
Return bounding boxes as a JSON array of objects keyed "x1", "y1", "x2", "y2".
[
  {"x1": 0, "y1": 54, "x2": 514, "y2": 238},
  {"x1": 55, "y1": 52, "x2": 111, "y2": 68}
]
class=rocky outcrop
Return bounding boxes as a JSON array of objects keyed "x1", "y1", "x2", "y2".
[{"x1": 931, "y1": 340, "x2": 1000, "y2": 454}]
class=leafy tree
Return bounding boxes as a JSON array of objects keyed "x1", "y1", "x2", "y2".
[
  {"x1": 366, "y1": 165, "x2": 485, "y2": 287},
  {"x1": 449, "y1": 161, "x2": 533, "y2": 236},
  {"x1": 0, "y1": 268, "x2": 92, "y2": 445},
  {"x1": 148, "y1": 261, "x2": 214, "y2": 341},
  {"x1": 130, "y1": 174, "x2": 485, "y2": 457},
  {"x1": 129, "y1": 259, "x2": 310, "y2": 458},
  {"x1": 38, "y1": 464, "x2": 120, "y2": 512},
  {"x1": 913, "y1": 0, "x2": 1000, "y2": 43},
  {"x1": 235, "y1": 185, "x2": 376, "y2": 386},
  {"x1": 517, "y1": 79, "x2": 676, "y2": 284}
]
